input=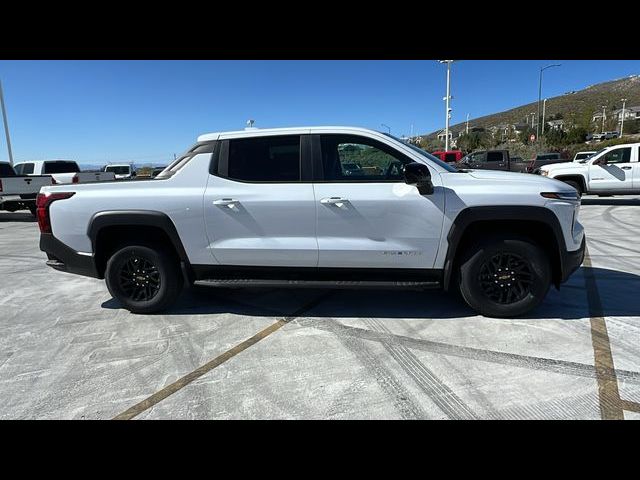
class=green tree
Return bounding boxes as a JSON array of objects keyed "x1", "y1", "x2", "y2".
[{"x1": 565, "y1": 126, "x2": 588, "y2": 144}]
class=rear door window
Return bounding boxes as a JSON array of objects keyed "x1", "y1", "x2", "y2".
[
  {"x1": 43, "y1": 161, "x2": 80, "y2": 174},
  {"x1": 225, "y1": 135, "x2": 301, "y2": 182}
]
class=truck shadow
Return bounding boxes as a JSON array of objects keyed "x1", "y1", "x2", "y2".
[
  {"x1": 101, "y1": 266, "x2": 640, "y2": 321},
  {"x1": 0, "y1": 212, "x2": 36, "y2": 222},
  {"x1": 581, "y1": 197, "x2": 640, "y2": 206}
]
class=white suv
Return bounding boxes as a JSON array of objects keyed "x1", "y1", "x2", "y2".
[{"x1": 37, "y1": 126, "x2": 585, "y2": 318}]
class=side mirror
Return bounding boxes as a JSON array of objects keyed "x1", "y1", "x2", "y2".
[
  {"x1": 403, "y1": 162, "x2": 434, "y2": 195},
  {"x1": 593, "y1": 157, "x2": 607, "y2": 166}
]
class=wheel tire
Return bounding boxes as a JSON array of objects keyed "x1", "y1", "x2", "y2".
[
  {"x1": 458, "y1": 237, "x2": 551, "y2": 318},
  {"x1": 105, "y1": 244, "x2": 182, "y2": 314},
  {"x1": 564, "y1": 180, "x2": 583, "y2": 197}
]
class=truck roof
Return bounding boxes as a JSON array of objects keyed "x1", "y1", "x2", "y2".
[{"x1": 197, "y1": 126, "x2": 390, "y2": 142}]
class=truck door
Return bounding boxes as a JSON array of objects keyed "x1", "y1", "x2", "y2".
[
  {"x1": 203, "y1": 134, "x2": 318, "y2": 267},
  {"x1": 485, "y1": 151, "x2": 508, "y2": 171},
  {"x1": 588, "y1": 146, "x2": 634, "y2": 192},
  {"x1": 312, "y1": 133, "x2": 444, "y2": 269}
]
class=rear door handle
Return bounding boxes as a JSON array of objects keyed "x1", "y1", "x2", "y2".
[
  {"x1": 320, "y1": 197, "x2": 348, "y2": 205},
  {"x1": 621, "y1": 166, "x2": 632, "y2": 170},
  {"x1": 213, "y1": 198, "x2": 239, "y2": 207}
]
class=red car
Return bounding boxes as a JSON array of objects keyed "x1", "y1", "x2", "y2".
[{"x1": 431, "y1": 150, "x2": 464, "y2": 164}]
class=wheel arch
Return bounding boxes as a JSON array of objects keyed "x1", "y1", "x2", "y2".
[
  {"x1": 87, "y1": 210, "x2": 192, "y2": 281},
  {"x1": 553, "y1": 174, "x2": 587, "y2": 193},
  {"x1": 443, "y1": 206, "x2": 568, "y2": 291}
]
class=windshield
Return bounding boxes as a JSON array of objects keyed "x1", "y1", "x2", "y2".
[
  {"x1": 105, "y1": 166, "x2": 131, "y2": 175},
  {"x1": 381, "y1": 133, "x2": 458, "y2": 172},
  {"x1": 583, "y1": 148, "x2": 607, "y2": 163}
]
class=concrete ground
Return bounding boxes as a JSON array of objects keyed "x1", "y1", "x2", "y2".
[{"x1": 1, "y1": 197, "x2": 639, "y2": 420}]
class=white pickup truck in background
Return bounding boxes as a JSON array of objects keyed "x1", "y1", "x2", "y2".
[
  {"x1": 0, "y1": 161, "x2": 54, "y2": 215},
  {"x1": 540, "y1": 142, "x2": 640, "y2": 195},
  {"x1": 14, "y1": 160, "x2": 115, "y2": 184}
]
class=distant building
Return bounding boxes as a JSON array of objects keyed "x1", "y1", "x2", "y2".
[{"x1": 612, "y1": 106, "x2": 640, "y2": 121}]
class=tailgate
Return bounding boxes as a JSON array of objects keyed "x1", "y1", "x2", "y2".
[
  {"x1": 78, "y1": 172, "x2": 115, "y2": 183},
  {"x1": 0, "y1": 176, "x2": 53, "y2": 195}
]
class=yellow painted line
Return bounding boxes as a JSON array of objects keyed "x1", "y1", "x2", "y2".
[
  {"x1": 583, "y1": 246, "x2": 624, "y2": 420},
  {"x1": 113, "y1": 292, "x2": 332, "y2": 420}
]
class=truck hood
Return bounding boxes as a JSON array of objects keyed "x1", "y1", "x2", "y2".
[
  {"x1": 539, "y1": 161, "x2": 586, "y2": 174},
  {"x1": 442, "y1": 169, "x2": 574, "y2": 193}
]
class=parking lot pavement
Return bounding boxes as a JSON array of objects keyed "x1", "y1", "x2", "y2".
[{"x1": 1, "y1": 198, "x2": 639, "y2": 420}]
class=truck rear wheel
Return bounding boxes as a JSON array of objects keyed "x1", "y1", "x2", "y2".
[
  {"x1": 105, "y1": 244, "x2": 182, "y2": 314},
  {"x1": 458, "y1": 237, "x2": 551, "y2": 318}
]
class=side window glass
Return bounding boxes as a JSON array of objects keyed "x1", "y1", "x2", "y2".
[
  {"x1": 226, "y1": 135, "x2": 301, "y2": 182},
  {"x1": 603, "y1": 147, "x2": 631, "y2": 164},
  {"x1": 320, "y1": 135, "x2": 411, "y2": 181}
]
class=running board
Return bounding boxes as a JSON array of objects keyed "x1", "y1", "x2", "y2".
[{"x1": 194, "y1": 278, "x2": 441, "y2": 290}]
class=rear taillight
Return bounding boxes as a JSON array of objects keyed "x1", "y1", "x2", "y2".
[
  {"x1": 72, "y1": 174, "x2": 79, "y2": 183},
  {"x1": 36, "y1": 192, "x2": 75, "y2": 233}
]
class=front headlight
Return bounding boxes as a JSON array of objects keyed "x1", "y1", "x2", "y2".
[
  {"x1": 541, "y1": 191, "x2": 580, "y2": 201},
  {"x1": 540, "y1": 170, "x2": 548, "y2": 176}
]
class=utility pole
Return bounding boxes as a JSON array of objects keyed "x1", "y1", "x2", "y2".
[
  {"x1": 620, "y1": 98, "x2": 627, "y2": 138},
  {"x1": 0, "y1": 79, "x2": 14, "y2": 166},
  {"x1": 466, "y1": 113, "x2": 469, "y2": 134},
  {"x1": 541, "y1": 98, "x2": 547, "y2": 135},
  {"x1": 601, "y1": 105, "x2": 606, "y2": 133},
  {"x1": 439, "y1": 60, "x2": 454, "y2": 151},
  {"x1": 537, "y1": 64, "x2": 561, "y2": 142}
]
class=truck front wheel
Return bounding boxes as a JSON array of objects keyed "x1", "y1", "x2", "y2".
[
  {"x1": 458, "y1": 237, "x2": 551, "y2": 318},
  {"x1": 105, "y1": 244, "x2": 182, "y2": 314},
  {"x1": 563, "y1": 180, "x2": 583, "y2": 196}
]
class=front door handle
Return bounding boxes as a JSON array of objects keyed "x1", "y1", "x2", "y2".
[
  {"x1": 213, "y1": 198, "x2": 239, "y2": 207},
  {"x1": 621, "y1": 166, "x2": 632, "y2": 170},
  {"x1": 320, "y1": 197, "x2": 348, "y2": 205}
]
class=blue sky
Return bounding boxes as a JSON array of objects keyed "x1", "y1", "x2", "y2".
[{"x1": 0, "y1": 60, "x2": 639, "y2": 165}]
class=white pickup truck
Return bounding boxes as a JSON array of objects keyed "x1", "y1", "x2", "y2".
[
  {"x1": 0, "y1": 161, "x2": 54, "y2": 214},
  {"x1": 539, "y1": 142, "x2": 640, "y2": 195},
  {"x1": 37, "y1": 126, "x2": 585, "y2": 318},
  {"x1": 14, "y1": 160, "x2": 115, "y2": 184}
]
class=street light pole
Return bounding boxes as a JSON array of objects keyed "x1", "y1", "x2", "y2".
[
  {"x1": 537, "y1": 63, "x2": 561, "y2": 141},
  {"x1": 620, "y1": 98, "x2": 627, "y2": 138},
  {"x1": 0, "y1": 79, "x2": 14, "y2": 166},
  {"x1": 439, "y1": 60, "x2": 454, "y2": 151},
  {"x1": 542, "y1": 98, "x2": 547, "y2": 135},
  {"x1": 381, "y1": 123, "x2": 391, "y2": 134},
  {"x1": 601, "y1": 105, "x2": 606, "y2": 133}
]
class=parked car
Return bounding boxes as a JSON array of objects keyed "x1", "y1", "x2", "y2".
[
  {"x1": 14, "y1": 160, "x2": 115, "y2": 184},
  {"x1": 573, "y1": 151, "x2": 597, "y2": 163},
  {"x1": 527, "y1": 152, "x2": 569, "y2": 173},
  {"x1": 0, "y1": 161, "x2": 54, "y2": 215},
  {"x1": 539, "y1": 142, "x2": 640, "y2": 196},
  {"x1": 457, "y1": 150, "x2": 528, "y2": 173},
  {"x1": 431, "y1": 150, "x2": 464, "y2": 164},
  {"x1": 38, "y1": 126, "x2": 585, "y2": 318},
  {"x1": 104, "y1": 164, "x2": 136, "y2": 180},
  {"x1": 603, "y1": 131, "x2": 619, "y2": 140}
]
